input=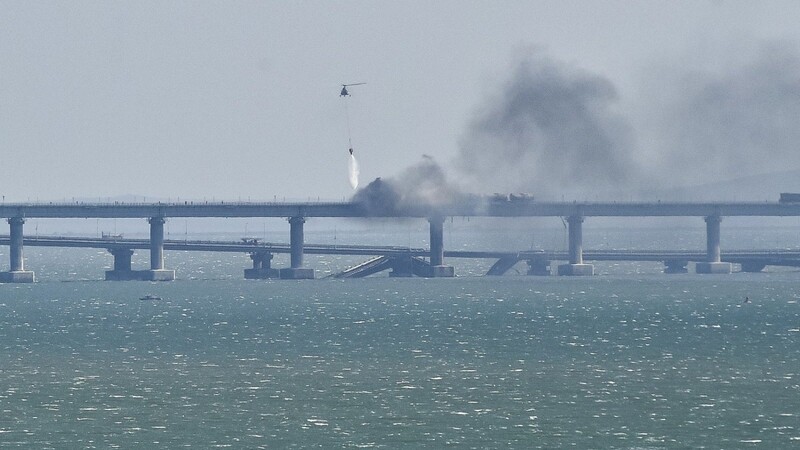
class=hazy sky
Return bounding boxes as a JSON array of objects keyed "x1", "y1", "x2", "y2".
[{"x1": 3, "y1": 1, "x2": 800, "y2": 202}]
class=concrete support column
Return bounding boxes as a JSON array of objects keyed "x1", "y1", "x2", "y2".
[
  {"x1": 245, "y1": 251, "x2": 279, "y2": 279},
  {"x1": 568, "y1": 215, "x2": 584, "y2": 264},
  {"x1": 144, "y1": 217, "x2": 175, "y2": 281},
  {"x1": 149, "y1": 217, "x2": 165, "y2": 270},
  {"x1": 425, "y1": 216, "x2": 454, "y2": 277},
  {"x1": 252, "y1": 254, "x2": 263, "y2": 270},
  {"x1": 279, "y1": 217, "x2": 314, "y2": 279},
  {"x1": 105, "y1": 247, "x2": 152, "y2": 281},
  {"x1": 250, "y1": 251, "x2": 274, "y2": 270},
  {"x1": 696, "y1": 215, "x2": 731, "y2": 274},
  {"x1": 261, "y1": 252, "x2": 273, "y2": 270},
  {"x1": 111, "y1": 248, "x2": 134, "y2": 271},
  {"x1": 289, "y1": 216, "x2": 305, "y2": 269},
  {"x1": 558, "y1": 215, "x2": 594, "y2": 276},
  {"x1": 9, "y1": 217, "x2": 25, "y2": 272},
  {"x1": 705, "y1": 215, "x2": 722, "y2": 263},
  {"x1": 429, "y1": 216, "x2": 445, "y2": 267},
  {"x1": 0, "y1": 217, "x2": 34, "y2": 282}
]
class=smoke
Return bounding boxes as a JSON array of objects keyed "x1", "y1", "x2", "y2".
[
  {"x1": 352, "y1": 156, "x2": 475, "y2": 215},
  {"x1": 642, "y1": 43, "x2": 800, "y2": 189},
  {"x1": 455, "y1": 52, "x2": 638, "y2": 199},
  {"x1": 352, "y1": 42, "x2": 800, "y2": 207}
]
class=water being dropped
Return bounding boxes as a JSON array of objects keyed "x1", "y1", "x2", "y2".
[{"x1": 348, "y1": 153, "x2": 360, "y2": 189}]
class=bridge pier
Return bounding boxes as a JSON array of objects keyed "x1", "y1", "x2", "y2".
[
  {"x1": 664, "y1": 259, "x2": 689, "y2": 274},
  {"x1": 558, "y1": 215, "x2": 594, "y2": 276},
  {"x1": 104, "y1": 217, "x2": 175, "y2": 281},
  {"x1": 105, "y1": 248, "x2": 142, "y2": 280},
  {"x1": 146, "y1": 217, "x2": 175, "y2": 281},
  {"x1": 424, "y1": 216, "x2": 454, "y2": 277},
  {"x1": 527, "y1": 256, "x2": 551, "y2": 276},
  {"x1": 279, "y1": 216, "x2": 314, "y2": 279},
  {"x1": 245, "y1": 251, "x2": 279, "y2": 279},
  {"x1": 112, "y1": 248, "x2": 134, "y2": 272},
  {"x1": 695, "y1": 215, "x2": 732, "y2": 274},
  {"x1": 105, "y1": 247, "x2": 171, "y2": 281},
  {"x1": 389, "y1": 255, "x2": 415, "y2": 277},
  {"x1": 740, "y1": 260, "x2": 766, "y2": 273},
  {"x1": 0, "y1": 217, "x2": 35, "y2": 283}
]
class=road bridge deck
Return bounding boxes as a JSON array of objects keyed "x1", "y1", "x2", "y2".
[{"x1": 2, "y1": 200, "x2": 800, "y2": 219}]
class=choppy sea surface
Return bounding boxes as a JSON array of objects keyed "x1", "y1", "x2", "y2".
[{"x1": 1, "y1": 224, "x2": 799, "y2": 448}]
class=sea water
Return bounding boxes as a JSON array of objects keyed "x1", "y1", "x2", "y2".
[{"x1": 0, "y1": 224, "x2": 799, "y2": 448}]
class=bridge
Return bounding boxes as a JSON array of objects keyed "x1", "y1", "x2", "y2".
[
  {"x1": 1, "y1": 200, "x2": 799, "y2": 282},
  {"x1": 3, "y1": 200, "x2": 800, "y2": 218},
  {"x1": 2, "y1": 234, "x2": 799, "y2": 280}
]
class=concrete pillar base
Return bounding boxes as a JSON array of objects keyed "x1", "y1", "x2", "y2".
[
  {"x1": 388, "y1": 257, "x2": 414, "y2": 277},
  {"x1": 0, "y1": 271, "x2": 35, "y2": 283},
  {"x1": 527, "y1": 259, "x2": 551, "y2": 276},
  {"x1": 557, "y1": 263, "x2": 594, "y2": 276},
  {"x1": 106, "y1": 269, "x2": 175, "y2": 281},
  {"x1": 740, "y1": 261, "x2": 766, "y2": 273},
  {"x1": 279, "y1": 268, "x2": 315, "y2": 279},
  {"x1": 244, "y1": 268, "x2": 280, "y2": 279},
  {"x1": 147, "y1": 269, "x2": 176, "y2": 281},
  {"x1": 389, "y1": 271, "x2": 414, "y2": 277},
  {"x1": 106, "y1": 270, "x2": 144, "y2": 281},
  {"x1": 664, "y1": 260, "x2": 689, "y2": 274},
  {"x1": 422, "y1": 265, "x2": 455, "y2": 278},
  {"x1": 695, "y1": 262, "x2": 732, "y2": 274}
]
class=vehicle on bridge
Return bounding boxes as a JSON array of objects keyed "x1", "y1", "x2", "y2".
[{"x1": 490, "y1": 193, "x2": 535, "y2": 203}]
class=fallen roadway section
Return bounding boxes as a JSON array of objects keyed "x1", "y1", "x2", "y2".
[{"x1": 1, "y1": 235, "x2": 799, "y2": 280}]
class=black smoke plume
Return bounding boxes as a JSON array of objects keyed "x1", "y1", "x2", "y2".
[
  {"x1": 455, "y1": 52, "x2": 638, "y2": 199},
  {"x1": 353, "y1": 43, "x2": 800, "y2": 206}
]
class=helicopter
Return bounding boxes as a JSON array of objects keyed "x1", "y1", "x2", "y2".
[
  {"x1": 341, "y1": 83, "x2": 366, "y2": 159},
  {"x1": 340, "y1": 82, "x2": 366, "y2": 97}
]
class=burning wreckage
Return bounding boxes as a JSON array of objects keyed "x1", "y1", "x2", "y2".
[{"x1": 351, "y1": 177, "x2": 534, "y2": 217}]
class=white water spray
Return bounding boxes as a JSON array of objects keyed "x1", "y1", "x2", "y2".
[{"x1": 348, "y1": 153, "x2": 360, "y2": 189}]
